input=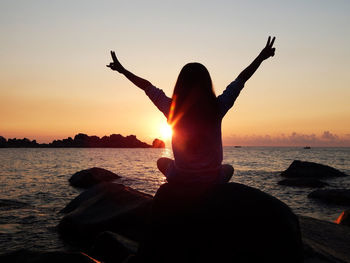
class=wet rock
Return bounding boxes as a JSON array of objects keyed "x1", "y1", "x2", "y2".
[
  {"x1": 69, "y1": 167, "x2": 121, "y2": 188},
  {"x1": 58, "y1": 182, "x2": 152, "y2": 243},
  {"x1": 281, "y1": 160, "x2": 347, "y2": 178},
  {"x1": 308, "y1": 189, "x2": 350, "y2": 205},
  {"x1": 302, "y1": 242, "x2": 335, "y2": 263},
  {"x1": 300, "y1": 216, "x2": 350, "y2": 262},
  {"x1": 278, "y1": 178, "x2": 329, "y2": 188},
  {"x1": 335, "y1": 210, "x2": 350, "y2": 227},
  {"x1": 0, "y1": 199, "x2": 30, "y2": 211},
  {"x1": 90, "y1": 231, "x2": 138, "y2": 263},
  {"x1": 0, "y1": 249, "x2": 97, "y2": 263},
  {"x1": 139, "y1": 182, "x2": 304, "y2": 263}
]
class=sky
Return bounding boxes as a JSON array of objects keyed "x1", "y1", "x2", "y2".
[{"x1": 1, "y1": 0, "x2": 349, "y2": 146}]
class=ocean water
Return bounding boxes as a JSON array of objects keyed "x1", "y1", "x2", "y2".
[{"x1": 0, "y1": 147, "x2": 349, "y2": 254}]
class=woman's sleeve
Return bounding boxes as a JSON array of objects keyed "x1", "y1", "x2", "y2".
[
  {"x1": 217, "y1": 78, "x2": 245, "y2": 118},
  {"x1": 144, "y1": 85, "x2": 172, "y2": 118}
]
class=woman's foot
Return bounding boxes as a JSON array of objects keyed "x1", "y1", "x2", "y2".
[
  {"x1": 157, "y1": 157, "x2": 173, "y2": 176},
  {"x1": 219, "y1": 164, "x2": 234, "y2": 183}
]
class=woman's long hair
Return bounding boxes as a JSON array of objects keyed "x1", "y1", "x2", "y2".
[{"x1": 168, "y1": 63, "x2": 219, "y2": 150}]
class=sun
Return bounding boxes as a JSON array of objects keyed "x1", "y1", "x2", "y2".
[{"x1": 160, "y1": 122, "x2": 173, "y2": 141}]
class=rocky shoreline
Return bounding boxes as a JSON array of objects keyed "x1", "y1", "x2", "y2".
[
  {"x1": 0, "y1": 134, "x2": 165, "y2": 148},
  {"x1": 1, "y1": 215, "x2": 349, "y2": 263}
]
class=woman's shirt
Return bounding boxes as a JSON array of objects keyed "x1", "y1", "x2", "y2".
[{"x1": 144, "y1": 78, "x2": 245, "y2": 174}]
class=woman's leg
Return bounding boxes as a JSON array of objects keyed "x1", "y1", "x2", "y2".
[
  {"x1": 218, "y1": 164, "x2": 234, "y2": 184},
  {"x1": 157, "y1": 157, "x2": 173, "y2": 176}
]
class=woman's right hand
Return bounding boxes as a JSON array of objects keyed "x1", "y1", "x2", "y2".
[
  {"x1": 258, "y1": 36, "x2": 276, "y2": 61},
  {"x1": 107, "y1": 51, "x2": 126, "y2": 73}
]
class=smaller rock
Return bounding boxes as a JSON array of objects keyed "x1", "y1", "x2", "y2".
[
  {"x1": 0, "y1": 199, "x2": 30, "y2": 211},
  {"x1": 281, "y1": 160, "x2": 348, "y2": 178},
  {"x1": 308, "y1": 189, "x2": 350, "y2": 205},
  {"x1": 278, "y1": 178, "x2": 328, "y2": 188},
  {"x1": 335, "y1": 210, "x2": 350, "y2": 227},
  {"x1": 58, "y1": 182, "x2": 152, "y2": 243},
  {"x1": 69, "y1": 167, "x2": 121, "y2": 188},
  {"x1": 152, "y1": 138, "x2": 165, "y2": 148},
  {"x1": 300, "y1": 216, "x2": 350, "y2": 262}
]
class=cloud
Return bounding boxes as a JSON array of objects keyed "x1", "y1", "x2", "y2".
[
  {"x1": 224, "y1": 131, "x2": 350, "y2": 147},
  {"x1": 321, "y1": 131, "x2": 339, "y2": 141}
]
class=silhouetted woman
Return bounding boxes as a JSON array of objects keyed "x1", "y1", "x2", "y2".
[{"x1": 107, "y1": 36, "x2": 276, "y2": 184}]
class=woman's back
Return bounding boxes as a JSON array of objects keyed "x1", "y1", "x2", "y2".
[
  {"x1": 169, "y1": 63, "x2": 223, "y2": 173},
  {"x1": 171, "y1": 118, "x2": 223, "y2": 173}
]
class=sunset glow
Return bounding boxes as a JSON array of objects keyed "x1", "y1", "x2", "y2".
[
  {"x1": 0, "y1": 1, "x2": 349, "y2": 146},
  {"x1": 160, "y1": 122, "x2": 173, "y2": 141}
]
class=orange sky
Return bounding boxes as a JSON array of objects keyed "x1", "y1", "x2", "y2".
[{"x1": 1, "y1": 1, "x2": 349, "y2": 146}]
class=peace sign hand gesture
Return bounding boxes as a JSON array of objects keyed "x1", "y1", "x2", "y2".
[
  {"x1": 107, "y1": 51, "x2": 126, "y2": 73},
  {"x1": 259, "y1": 36, "x2": 276, "y2": 61}
]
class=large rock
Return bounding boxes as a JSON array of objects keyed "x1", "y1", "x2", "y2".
[
  {"x1": 58, "y1": 182, "x2": 152, "y2": 243},
  {"x1": 335, "y1": 210, "x2": 350, "y2": 227},
  {"x1": 281, "y1": 160, "x2": 347, "y2": 178},
  {"x1": 278, "y1": 178, "x2": 329, "y2": 188},
  {"x1": 58, "y1": 178, "x2": 350, "y2": 262},
  {"x1": 308, "y1": 189, "x2": 350, "y2": 205},
  {"x1": 139, "y1": 182, "x2": 304, "y2": 263},
  {"x1": 69, "y1": 167, "x2": 121, "y2": 188}
]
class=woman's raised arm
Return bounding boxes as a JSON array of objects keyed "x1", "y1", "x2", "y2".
[
  {"x1": 237, "y1": 36, "x2": 276, "y2": 83},
  {"x1": 217, "y1": 36, "x2": 276, "y2": 117},
  {"x1": 107, "y1": 51, "x2": 153, "y2": 91}
]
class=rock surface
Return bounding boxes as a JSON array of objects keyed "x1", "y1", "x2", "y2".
[
  {"x1": 56, "y1": 179, "x2": 350, "y2": 263},
  {"x1": 281, "y1": 160, "x2": 347, "y2": 178},
  {"x1": 90, "y1": 231, "x2": 138, "y2": 263},
  {"x1": 335, "y1": 210, "x2": 350, "y2": 227},
  {"x1": 139, "y1": 182, "x2": 304, "y2": 263},
  {"x1": 152, "y1": 138, "x2": 165, "y2": 148},
  {"x1": 300, "y1": 216, "x2": 350, "y2": 263},
  {"x1": 0, "y1": 199, "x2": 30, "y2": 211},
  {"x1": 308, "y1": 189, "x2": 350, "y2": 205},
  {"x1": 69, "y1": 167, "x2": 121, "y2": 188},
  {"x1": 58, "y1": 182, "x2": 152, "y2": 243},
  {"x1": 0, "y1": 250, "x2": 98, "y2": 263},
  {"x1": 278, "y1": 178, "x2": 329, "y2": 188}
]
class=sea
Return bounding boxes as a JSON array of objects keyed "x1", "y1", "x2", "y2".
[{"x1": 0, "y1": 147, "x2": 349, "y2": 254}]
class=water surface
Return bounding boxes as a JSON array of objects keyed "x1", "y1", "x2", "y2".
[{"x1": 0, "y1": 147, "x2": 349, "y2": 253}]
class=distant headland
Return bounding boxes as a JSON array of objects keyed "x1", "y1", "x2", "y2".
[{"x1": 0, "y1": 133, "x2": 165, "y2": 148}]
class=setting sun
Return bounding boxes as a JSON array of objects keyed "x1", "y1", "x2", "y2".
[{"x1": 160, "y1": 122, "x2": 173, "y2": 141}]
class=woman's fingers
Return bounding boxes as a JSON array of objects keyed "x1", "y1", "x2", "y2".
[
  {"x1": 271, "y1": 48, "x2": 275, "y2": 57},
  {"x1": 106, "y1": 62, "x2": 116, "y2": 69},
  {"x1": 265, "y1": 36, "x2": 276, "y2": 49},
  {"x1": 111, "y1": 51, "x2": 118, "y2": 62}
]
